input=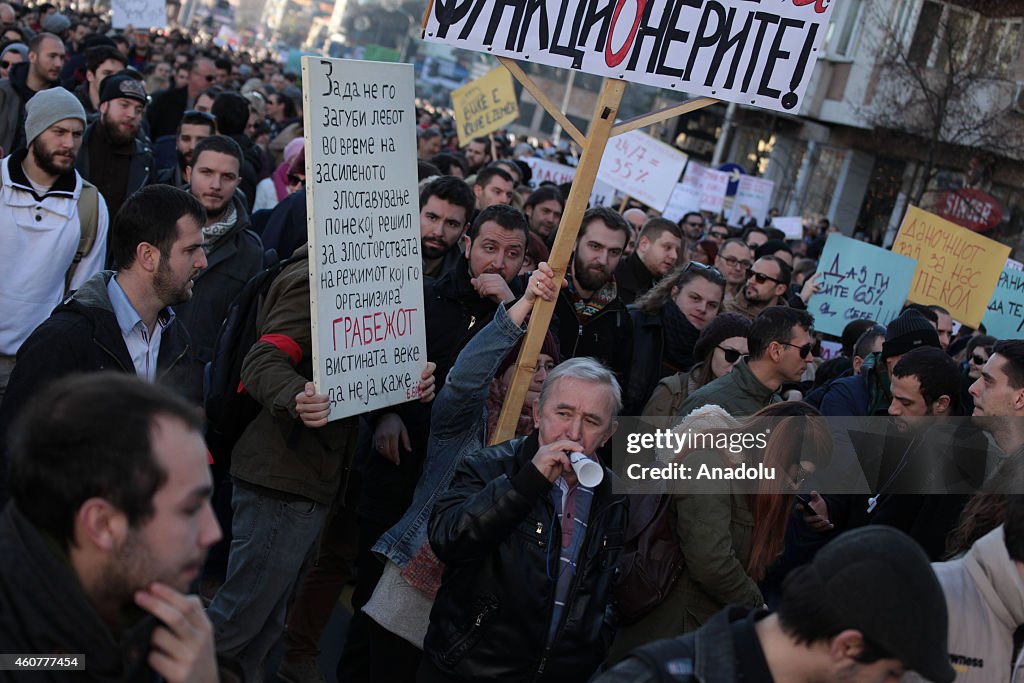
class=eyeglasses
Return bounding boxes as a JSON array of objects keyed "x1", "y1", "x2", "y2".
[
  {"x1": 709, "y1": 230, "x2": 730, "y2": 240},
  {"x1": 717, "y1": 254, "x2": 753, "y2": 270},
  {"x1": 971, "y1": 353, "x2": 989, "y2": 366},
  {"x1": 748, "y1": 269, "x2": 784, "y2": 285},
  {"x1": 717, "y1": 346, "x2": 743, "y2": 364},
  {"x1": 780, "y1": 342, "x2": 814, "y2": 359},
  {"x1": 287, "y1": 174, "x2": 305, "y2": 186}
]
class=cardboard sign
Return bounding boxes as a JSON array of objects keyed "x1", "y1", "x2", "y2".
[
  {"x1": 727, "y1": 175, "x2": 774, "y2": 227},
  {"x1": 808, "y1": 235, "x2": 917, "y2": 338},
  {"x1": 772, "y1": 216, "x2": 804, "y2": 240},
  {"x1": 597, "y1": 130, "x2": 687, "y2": 212},
  {"x1": 696, "y1": 166, "x2": 730, "y2": 214},
  {"x1": 302, "y1": 57, "x2": 427, "y2": 420},
  {"x1": 522, "y1": 156, "x2": 616, "y2": 207},
  {"x1": 422, "y1": 0, "x2": 835, "y2": 113},
  {"x1": 662, "y1": 163, "x2": 728, "y2": 221},
  {"x1": 112, "y1": 0, "x2": 165, "y2": 28},
  {"x1": 1007, "y1": 258, "x2": 1023, "y2": 272},
  {"x1": 982, "y1": 266, "x2": 1024, "y2": 339},
  {"x1": 662, "y1": 180, "x2": 701, "y2": 224},
  {"x1": 450, "y1": 66, "x2": 519, "y2": 140},
  {"x1": 892, "y1": 206, "x2": 1010, "y2": 328}
]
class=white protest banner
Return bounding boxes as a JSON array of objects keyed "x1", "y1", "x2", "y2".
[
  {"x1": 819, "y1": 340, "x2": 843, "y2": 361},
  {"x1": 597, "y1": 129, "x2": 687, "y2": 212},
  {"x1": 772, "y1": 216, "x2": 804, "y2": 240},
  {"x1": 662, "y1": 163, "x2": 731, "y2": 221},
  {"x1": 662, "y1": 182, "x2": 701, "y2": 223},
  {"x1": 112, "y1": 0, "x2": 165, "y2": 28},
  {"x1": 302, "y1": 57, "x2": 427, "y2": 420},
  {"x1": 522, "y1": 156, "x2": 615, "y2": 207},
  {"x1": 727, "y1": 175, "x2": 774, "y2": 227},
  {"x1": 696, "y1": 166, "x2": 729, "y2": 214},
  {"x1": 423, "y1": 0, "x2": 834, "y2": 113}
]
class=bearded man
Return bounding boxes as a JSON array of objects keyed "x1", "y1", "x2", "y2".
[
  {"x1": 75, "y1": 72, "x2": 154, "y2": 222},
  {"x1": 553, "y1": 206, "x2": 634, "y2": 387}
]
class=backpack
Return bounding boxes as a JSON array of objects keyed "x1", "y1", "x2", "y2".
[
  {"x1": 204, "y1": 251, "x2": 301, "y2": 465},
  {"x1": 64, "y1": 180, "x2": 99, "y2": 295},
  {"x1": 614, "y1": 492, "x2": 683, "y2": 625},
  {"x1": 651, "y1": 372, "x2": 688, "y2": 418}
]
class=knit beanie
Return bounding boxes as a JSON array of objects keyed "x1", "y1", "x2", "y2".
[
  {"x1": 40, "y1": 15, "x2": 71, "y2": 34},
  {"x1": 24, "y1": 88, "x2": 87, "y2": 145},
  {"x1": 0, "y1": 43, "x2": 27, "y2": 60},
  {"x1": 881, "y1": 309, "x2": 940, "y2": 360},
  {"x1": 692, "y1": 312, "x2": 752, "y2": 362}
]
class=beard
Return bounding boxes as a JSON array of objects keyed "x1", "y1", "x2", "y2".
[
  {"x1": 29, "y1": 136, "x2": 75, "y2": 177},
  {"x1": 574, "y1": 252, "x2": 611, "y2": 292},
  {"x1": 102, "y1": 115, "x2": 138, "y2": 146},
  {"x1": 421, "y1": 237, "x2": 450, "y2": 259},
  {"x1": 153, "y1": 255, "x2": 195, "y2": 306}
]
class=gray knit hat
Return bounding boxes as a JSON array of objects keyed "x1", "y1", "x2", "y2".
[{"x1": 24, "y1": 88, "x2": 86, "y2": 145}]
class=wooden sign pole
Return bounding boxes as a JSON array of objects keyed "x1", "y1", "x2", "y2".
[{"x1": 491, "y1": 61, "x2": 719, "y2": 443}]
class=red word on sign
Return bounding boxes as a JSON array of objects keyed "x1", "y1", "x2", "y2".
[{"x1": 333, "y1": 308, "x2": 418, "y2": 351}]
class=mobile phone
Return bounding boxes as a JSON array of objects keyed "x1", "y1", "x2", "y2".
[{"x1": 795, "y1": 495, "x2": 814, "y2": 514}]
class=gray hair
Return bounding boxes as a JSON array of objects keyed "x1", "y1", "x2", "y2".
[{"x1": 538, "y1": 357, "x2": 622, "y2": 416}]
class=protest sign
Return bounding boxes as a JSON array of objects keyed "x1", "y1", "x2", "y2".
[
  {"x1": 982, "y1": 266, "x2": 1024, "y2": 339},
  {"x1": 696, "y1": 166, "x2": 730, "y2": 214},
  {"x1": 112, "y1": 0, "x2": 165, "y2": 28},
  {"x1": 302, "y1": 57, "x2": 427, "y2": 421},
  {"x1": 662, "y1": 180, "x2": 701, "y2": 223},
  {"x1": 662, "y1": 162, "x2": 729, "y2": 221},
  {"x1": 772, "y1": 216, "x2": 804, "y2": 240},
  {"x1": 892, "y1": 206, "x2": 1010, "y2": 328},
  {"x1": 522, "y1": 156, "x2": 615, "y2": 207},
  {"x1": 727, "y1": 175, "x2": 774, "y2": 227},
  {"x1": 1007, "y1": 258, "x2": 1023, "y2": 272},
  {"x1": 808, "y1": 235, "x2": 917, "y2": 338},
  {"x1": 422, "y1": 0, "x2": 834, "y2": 113},
  {"x1": 819, "y1": 340, "x2": 843, "y2": 361},
  {"x1": 597, "y1": 129, "x2": 687, "y2": 212},
  {"x1": 451, "y1": 66, "x2": 519, "y2": 140}
]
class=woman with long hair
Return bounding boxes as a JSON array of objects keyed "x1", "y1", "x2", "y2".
[
  {"x1": 609, "y1": 401, "x2": 833, "y2": 658},
  {"x1": 624, "y1": 262, "x2": 726, "y2": 414}
]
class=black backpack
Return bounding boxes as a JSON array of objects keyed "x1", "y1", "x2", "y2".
[
  {"x1": 204, "y1": 251, "x2": 304, "y2": 465},
  {"x1": 614, "y1": 492, "x2": 684, "y2": 625}
]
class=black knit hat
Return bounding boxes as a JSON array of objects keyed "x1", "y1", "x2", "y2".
[
  {"x1": 881, "y1": 309, "x2": 940, "y2": 360},
  {"x1": 789, "y1": 526, "x2": 955, "y2": 682},
  {"x1": 692, "y1": 313, "x2": 752, "y2": 361}
]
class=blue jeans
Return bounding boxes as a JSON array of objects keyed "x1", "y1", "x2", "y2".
[{"x1": 207, "y1": 480, "x2": 330, "y2": 682}]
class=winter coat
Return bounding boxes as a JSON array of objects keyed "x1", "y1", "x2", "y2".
[
  {"x1": 553, "y1": 285, "x2": 632, "y2": 389},
  {"x1": 675, "y1": 358, "x2": 781, "y2": 419}
]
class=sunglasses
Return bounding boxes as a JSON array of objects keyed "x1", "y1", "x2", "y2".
[
  {"x1": 709, "y1": 230, "x2": 730, "y2": 240},
  {"x1": 682, "y1": 260, "x2": 725, "y2": 283},
  {"x1": 971, "y1": 353, "x2": 989, "y2": 365},
  {"x1": 781, "y1": 342, "x2": 814, "y2": 359},
  {"x1": 748, "y1": 269, "x2": 784, "y2": 285},
  {"x1": 718, "y1": 346, "x2": 743, "y2": 364},
  {"x1": 718, "y1": 254, "x2": 753, "y2": 270},
  {"x1": 287, "y1": 174, "x2": 305, "y2": 186},
  {"x1": 203, "y1": 74, "x2": 215, "y2": 82}
]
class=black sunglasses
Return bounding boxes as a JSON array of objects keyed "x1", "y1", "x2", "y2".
[
  {"x1": 682, "y1": 260, "x2": 725, "y2": 284},
  {"x1": 781, "y1": 342, "x2": 814, "y2": 359},
  {"x1": 717, "y1": 346, "x2": 743, "y2": 363},
  {"x1": 287, "y1": 174, "x2": 305, "y2": 186},
  {"x1": 748, "y1": 268, "x2": 784, "y2": 285},
  {"x1": 203, "y1": 74, "x2": 215, "y2": 82},
  {"x1": 709, "y1": 230, "x2": 730, "y2": 240},
  {"x1": 971, "y1": 353, "x2": 989, "y2": 365}
]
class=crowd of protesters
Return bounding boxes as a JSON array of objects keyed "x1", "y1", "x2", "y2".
[{"x1": 0, "y1": 4, "x2": 1023, "y2": 683}]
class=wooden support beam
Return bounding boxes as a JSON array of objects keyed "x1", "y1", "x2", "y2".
[
  {"x1": 610, "y1": 96, "x2": 719, "y2": 137},
  {"x1": 491, "y1": 77, "x2": 626, "y2": 443},
  {"x1": 498, "y1": 56, "x2": 587, "y2": 148}
]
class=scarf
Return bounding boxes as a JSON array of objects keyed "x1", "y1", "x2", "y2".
[
  {"x1": 661, "y1": 302, "x2": 701, "y2": 373},
  {"x1": 571, "y1": 274, "x2": 618, "y2": 322},
  {"x1": 485, "y1": 379, "x2": 535, "y2": 443},
  {"x1": 202, "y1": 203, "x2": 237, "y2": 251}
]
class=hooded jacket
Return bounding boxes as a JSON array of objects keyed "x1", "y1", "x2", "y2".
[
  {"x1": 675, "y1": 359, "x2": 781, "y2": 419},
  {"x1": 906, "y1": 526, "x2": 1024, "y2": 682},
  {"x1": 0, "y1": 62, "x2": 40, "y2": 154}
]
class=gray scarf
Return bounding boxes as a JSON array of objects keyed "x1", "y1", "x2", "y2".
[{"x1": 202, "y1": 203, "x2": 237, "y2": 251}]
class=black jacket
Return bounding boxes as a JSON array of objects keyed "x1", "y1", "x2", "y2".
[
  {"x1": 173, "y1": 197, "x2": 265, "y2": 394},
  {"x1": 624, "y1": 308, "x2": 668, "y2": 415},
  {"x1": 0, "y1": 271, "x2": 195, "y2": 503},
  {"x1": 75, "y1": 122, "x2": 155, "y2": 218},
  {"x1": 425, "y1": 431, "x2": 628, "y2": 682},
  {"x1": 613, "y1": 252, "x2": 656, "y2": 305},
  {"x1": 553, "y1": 285, "x2": 632, "y2": 389},
  {"x1": 224, "y1": 132, "x2": 262, "y2": 212}
]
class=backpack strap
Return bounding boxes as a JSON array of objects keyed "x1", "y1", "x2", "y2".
[
  {"x1": 65, "y1": 180, "x2": 99, "y2": 296},
  {"x1": 626, "y1": 636, "x2": 698, "y2": 683}
]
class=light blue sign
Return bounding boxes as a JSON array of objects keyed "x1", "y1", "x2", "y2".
[
  {"x1": 808, "y1": 235, "x2": 918, "y2": 338},
  {"x1": 982, "y1": 266, "x2": 1024, "y2": 339}
]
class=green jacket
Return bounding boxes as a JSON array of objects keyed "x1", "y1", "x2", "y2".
[
  {"x1": 230, "y1": 252, "x2": 358, "y2": 504},
  {"x1": 674, "y1": 358, "x2": 781, "y2": 419}
]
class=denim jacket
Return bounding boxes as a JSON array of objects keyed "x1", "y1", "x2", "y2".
[{"x1": 373, "y1": 303, "x2": 524, "y2": 566}]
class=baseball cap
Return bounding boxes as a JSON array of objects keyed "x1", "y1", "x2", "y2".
[
  {"x1": 99, "y1": 72, "x2": 147, "y2": 105},
  {"x1": 881, "y1": 309, "x2": 940, "y2": 360},
  {"x1": 792, "y1": 526, "x2": 955, "y2": 682}
]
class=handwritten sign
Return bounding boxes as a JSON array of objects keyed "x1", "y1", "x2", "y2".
[
  {"x1": 302, "y1": 57, "x2": 427, "y2": 420},
  {"x1": 112, "y1": 0, "x2": 165, "y2": 28},
  {"x1": 819, "y1": 340, "x2": 843, "y2": 361},
  {"x1": 597, "y1": 130, "x2": 687, "y2": 212},
  {"x1": 1007, "y1": 258, "x2": 1023, "y2": 272},
  {"x1": 727, "y1": 175, "x2": 774, "y2": 227},
  {"x1": 423, "y1": 0, "x2": 835, "y2": 113},
  {"x1": 451, "y1": 67, "x2": 519, "y2": 140},
  {"x1": 772, "y1": 216, "x2": 804, "y2": 240},
  {"x1": 892, "y1": 206, "x2": 1010, "y2": 328},
  {"x1": 808, "y1": 235, "x2": 917, "y2": 338},
  {"x1": 522, "y1": 156, "x2": 615, "y2": 207},
  {"x1": 662, "y1": 163, "x2": 728, "y2": 221},
  {"x1": 982, "y1": 267, "x2": 1024, "y2": 339}
]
